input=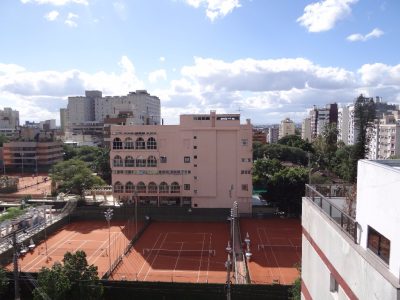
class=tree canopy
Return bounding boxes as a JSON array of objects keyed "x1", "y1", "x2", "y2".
[
  {"x1": 277, "y1": 135, "x2": 314, "y2": 153},
  {"x1": 50, "y1": 159, "x2": 106, "y2": 196},
  {"x1": 33, "y1": 251, "x2": 103, "y2": 300},
  {"x1": 0, "y1": 267, "x2": 8, "y2": 296}
]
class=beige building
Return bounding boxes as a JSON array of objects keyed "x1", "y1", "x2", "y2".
[
  {"x1": 301, "y1": 118, "x2": 311, "y2": 141},
  {"x1": 110, "y1": 111, "x2": 253, "y2": 213},
  {"x1": 279, "y1": 118, "x2": 295, "y2": 139}
]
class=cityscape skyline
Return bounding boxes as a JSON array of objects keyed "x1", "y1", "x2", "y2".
[{"x1": 0, "y1": 0, "x2": 399, "y2": 125}]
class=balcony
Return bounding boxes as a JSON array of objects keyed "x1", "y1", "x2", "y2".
[{"x1": 305, "y1": 184, "x2": 358, "y2": 243}]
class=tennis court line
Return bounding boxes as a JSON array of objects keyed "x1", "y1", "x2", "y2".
[
  {"x1": 91, "y1": 232, "x2": 122, "y2": 265},
  {"x1": 173, "y1": 242, "x2": 184, "y2": 272},
  {"x1": 143, "y1": 232, "x2": 170, "y2": 281},
  {"x1": 136, "y1": 233, "x2": 163, "y2": 279},
  {"x1": 23, "y1": 231, "x2": 79, "y2": 272},
  {"x1": 28, "y1": 237, "x2": 86, "y2": 272},
  {"x1": 196, "y1": 233, "x2": 206, "y2": 283},
  {"x1": 259, "y1": 227, "x2": 284, "y2": 283}
]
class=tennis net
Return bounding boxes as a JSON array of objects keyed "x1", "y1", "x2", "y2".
[{"x1": 142, "y1": 248, "x2": 216, "y2": 257}]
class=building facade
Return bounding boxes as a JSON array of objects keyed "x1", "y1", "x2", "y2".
[
  {"x1": 110, "y1": 111, "x2": 253, "y2": 213},
  {"x1": 302, "y1": 160, "x2": 400, "y2": 299},
  {"x1": 0, "y1": 107, "x2": 20, "y2": 138},
  {"x1": 367, "y1": 115, "x2": 400, "y2": 159},
  {"x1": 267, "y1": 126, "x2": 279, "y2": 144},
  {"x1": 301, "y1": 118, "x2": 311, "y2": 141},
  {"x1": 278, "y1": 118, "x2": 295, "y2": 139}
]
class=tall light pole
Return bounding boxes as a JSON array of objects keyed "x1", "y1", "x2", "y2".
[{"x1": 104, "y1": 208, "x2": 113, "y2": 273}]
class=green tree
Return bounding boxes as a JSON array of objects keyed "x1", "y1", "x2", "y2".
[
  {"x1": 289, "y1": 265, "x2": 301, "y2": 300},
  {"x1": 63, "y1": 251, "x2": 103, "y2": 300},
  {"x1": 313, "y1": 123, "x2": 338, "y2": 170},
  {"x1": 0, "y1": 134, "x2": 9, "y2": 147},
  {"x1": 267, "y1": 167, "x2": 309, "y2": 216},
  {"x1": 50, "y1": 159, "x2": 106, "y2": 196},
  {"x1": 332, "y1": 145, "x2": 357, "y2": 182},
  {"x1": 252, "y1": 158, "x2": 283, "y2": 189},
  {"x1": 0, "y1": 267, "x2": 8, "y2": 296},
  {"x1": 351, "y1": 94, "x2": 376, "y2": 180},
  {"x1": 277, "y1": 135, "x2": 314, "y2": 153},
  {"x1": 33, "y1": 251, "x2": 103, "y2": 300},
  {"x1": 264, "y1": 144, "x2": 308, "y2": 166},
  {"x1": 33, "y1": 262, "x2": 71, "y2": 300}
]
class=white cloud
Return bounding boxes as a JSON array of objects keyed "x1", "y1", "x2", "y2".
[
  {"x1": 346, "y1": 28, "x2": 384, "y2": 42},
  {"x1": 159, "y1": 56, "x2": 166, "y2": 62},
  {"x1": 0, "y1": 56, "x2": 143, "y2": 123},
  {"x1": 44, "y1": 10, "x2": 59, "y2": 21},
  {"x1": 113, "y1": 1, "x2": 127, "y2": 21},
  {"x1": 185, "y1": 0, "x2": 241, "y2": 21},
  {"x1": 21, "y1": 0, "x2": 88, "y2": 5},
  {"x1": 65, "y1": 12, "x2": 78, "y2": 27},
  {"x1": 148, "y1": 69, "x2": 167, "y2": 84},
  {"x1": 1, "y1": 56, "x2": 400, "y2": 125},
  {"x1": 297, "y1": 0, "x2": 358, "y2": 32}
]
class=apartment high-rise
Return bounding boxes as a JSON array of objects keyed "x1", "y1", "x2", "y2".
[
  {"x1": 308, "y1": 103, "x2": 338, "y2": 140},
  {"x1": 267, "y1": 126, "x2": 279, "y2": 144},
  {"x1": 110, "y1": 111, "x2": 253, "y2": 213},
  {"x1": 301, "y1": 118, "x2": 311, "y2": 141},
  {"x1": 278, "y1": 117, "x2": 295, "y2": 139},
  {"x1": 0, "y1": 107, "x2": 20, "y2": 137}
]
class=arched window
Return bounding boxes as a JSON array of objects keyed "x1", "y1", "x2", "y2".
[
  {"x1": 170, "y1": 182, "x2": 180, "y2": 194},
  {"x1": 136, "y1": 156, "x2": 146, "y2": 167},
  {"x1": 136, "y1": 137, "x2": 145, "y2": 149},
  {"x1": 125, "y1": 182, "x2": 134, "y2": 193},
  {"x1": 136, "y1": 182, "x2": 146, "y2": 193},
  {"x1": 124, "y1": 138, "x2": 134, "y2": 149},
  {"x1": 113, "y1": 155, "x2": 123, "y2": 167},
  {"x1": 113, "y1": 138, "x2": 123, "y2": 150},
  {"x1": 147, "y1": 137, "x2": 157, "y2": 149},
  {"x1": 147, "y1": 156, "x2": 157, "y2": 167},
  {"x1": 114, "y1": 181, "x2": 123, "y2": 193},
  {"x1": 159, "y1": 182, "x2": 169, "y2": 193},
  {"x1": 148, "y1": 182, "x2": 157, "y2": 193},
  {"x1": 125, "y1": 156, "x2": 135, "y2": 167}
]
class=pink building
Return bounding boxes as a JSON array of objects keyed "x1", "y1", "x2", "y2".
[{"x1": 110, "y1": 111, "x2": 253, "y2": 213}]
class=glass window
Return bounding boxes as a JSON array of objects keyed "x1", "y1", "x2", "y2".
[
  {"x1": 241, "y1": 184, "x2": 248, "y2": 191},
  {"x1": 170, "y1": 182, "x2": 180, "y2": 193},
  {"x1": 160, "y1": 156, "x2": 167, "y2": 163},
  {"x1": 113, "y1": 138, "x2": 123, "y2": 150},
  {"x1": 367, "y1": 226, "x2": 390, "y2": 264},
  {"x1": 147, "y1": 137, "x2": 157, "y2": 149},
  {"x1": 184, "y1": 184, "x2": 190, "y2": 190},
  {"x1": 184, "y1": 156, "x2": 190, "y2": 163}
]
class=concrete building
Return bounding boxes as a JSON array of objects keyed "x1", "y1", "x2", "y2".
[
  {"x1": 252, "y1": 128, "x2": 267, "y2": 144},
  {"x1": 279, "y1": 118, "x2": 295, "y2": 139},
  {"x1": 0, "y1": 107, "x2": 19, "y2": 138},
  {"x1": 309, "y1": 103, "x2": 338, "y2": 140},
  {"x1": 367, "y1": 115, "x2": 400, "y2": 159},
  {"x1": 60, "y1": 108, "x2": 67, "y2": 133},
  {"x1": 2, "y1": 128, "x2": 63, "y2": 173},
  {"x1": 302, "y1": 160, "x2": 400, "y2": 299},
  {"x1": 301, "y1": 118, "x2": 311, "y2": 141},
  {"x1": 110, "y1": 111, "x2": 253, "y2": 213},
  {"x1": 267, "y1": 126, "x2": 279, "y2": 144}
]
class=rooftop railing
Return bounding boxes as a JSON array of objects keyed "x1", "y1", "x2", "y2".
[{"x1": 305, "y1": 184, "x2": 358, "y2": 244}]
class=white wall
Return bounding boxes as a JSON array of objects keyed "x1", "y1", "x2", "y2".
[
  {"x1": 356, "y1": 160, "x2": 400, "y2": 277},
  {"x1": 302, "y1": 198, "x2": 399, "y2": 300}
]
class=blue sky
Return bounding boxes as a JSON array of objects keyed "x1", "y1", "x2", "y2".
[{"x1": 0, "y1": 0, "x2": 399, "y2": 125}]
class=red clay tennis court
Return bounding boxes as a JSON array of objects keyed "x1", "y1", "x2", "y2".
[
  {"x1": 111, "y1": 222, "x2": 231, "y2": 283},
  {"x1": 7, "y1": 220, "x2": 140, "y2": 276},
  {"x1": 240, "y1": 218, "x2": 301, "y2": 285}
]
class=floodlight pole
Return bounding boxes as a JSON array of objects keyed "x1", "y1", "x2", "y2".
[{"x1": 104, "y1": 208, "x2": 114, "y2": 273}]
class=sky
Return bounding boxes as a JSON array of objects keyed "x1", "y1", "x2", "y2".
[{"x1": 0, "y1": 0, "x2": 399, "y2": 125}]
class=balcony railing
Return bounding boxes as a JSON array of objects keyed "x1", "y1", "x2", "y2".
[{"x1": 305, "y1": 184, "x2": 358, "y2": 243}]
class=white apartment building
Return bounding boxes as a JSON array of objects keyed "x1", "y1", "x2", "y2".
[
  {"x1": 0, "y1": 107, "x2": 19, "y2": 137},
  {"x1": 367, "y1": 116, "x2": 400, "y2": 159},
  {"x1": 302, "y1": 160, "x2": 400, "y2": 299},
  {"x1": 110, "y1": 111, "x2": 253, "y2": 213},
  {"x1": 279, "y1": 118, "x2": 295, "y2": 139},
  {"x1": 301, "y1": 118, "x2": 311, "y2": 141},
  {"x1": 308, "y1": 103, "x2": 338, "y2": 140},
  {"x1": 66, "y1": 90, "x2": 160, "y2": 128}
]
